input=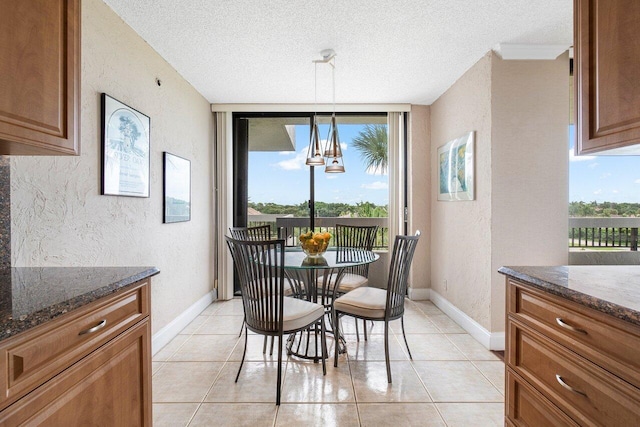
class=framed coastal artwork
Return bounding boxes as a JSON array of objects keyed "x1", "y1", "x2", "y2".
[
  {"x1": 437, "y1": 131, "x2": 475, "y2": 201},
  {"x1": 163, "y1": 152, "x2": 191, "y2": 223},
  {"x1": 101, "y1": 93, "x2": 150, "y2": 197}
]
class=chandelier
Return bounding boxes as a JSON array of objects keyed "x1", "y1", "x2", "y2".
[{"x1": 305, "y1": 49, "x2": 345, "y2": 173}]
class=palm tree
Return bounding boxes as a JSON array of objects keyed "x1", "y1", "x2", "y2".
[{"x1": 352, "y1": 124, "x2": 388, "y2": 174}]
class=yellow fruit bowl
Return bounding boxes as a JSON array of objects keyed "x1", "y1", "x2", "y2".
[{"x1": 299, "y1": 231, "x2": 331, "y2": 258}]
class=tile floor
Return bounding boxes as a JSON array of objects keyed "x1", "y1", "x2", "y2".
[{"x1": 152, "y1": 298, "x2": 505, "y2": 426}]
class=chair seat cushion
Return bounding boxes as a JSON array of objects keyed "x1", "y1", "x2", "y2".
[
  {"x1": 333, "y1": 286, "x2": 386, "y2": 319},
  {"x1": 318, "y1": 273, "x2": 368, "y2": 292},
  {"x1": 282, "y1": 297, "x2": 325, "y2": 332}
]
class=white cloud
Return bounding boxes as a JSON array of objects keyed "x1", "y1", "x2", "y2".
[
  {"x1": 588, "y1": 162, "x2": 599, "y2": 169},
  {"x1": 274, "y1": 147, "x2": 308, "y2": 170},
  {"x1": 613, "y1": 190, "x2": 620, "y2": 194},
  {"x1": 569, "y1": 149, "x2": 596, "y2": 162},
  {"x1": 361, "y1": 181, "x2": 388, "y2": 190},
  {"x1": 594, "y1": 189, "x2": 603, "y2": 195},
  {"x1": 600, "y1": 172, "x2": 612, "y2": 179},
  {"x1": 635, "y1": 179, "x2": 640, "y2": 184}
]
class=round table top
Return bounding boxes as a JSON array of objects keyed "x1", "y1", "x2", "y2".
[{"x1": 283, "y1": 247, "x2": 379, "y2": 270}]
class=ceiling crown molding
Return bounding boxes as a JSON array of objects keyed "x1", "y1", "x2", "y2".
[{"x1": 494, "y1": 43, "x2": 570, "y2": 60}]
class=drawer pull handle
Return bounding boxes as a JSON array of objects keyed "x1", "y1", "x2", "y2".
[
  {"x1": 556, "y1": 374, "x2": 587, "y2": 397},
  {"x1": 555, "y1": 318, "x2": 587, "y2": 334},
  {"x1": 78, "y1": 319, "x2": 107, "y2": 336}
]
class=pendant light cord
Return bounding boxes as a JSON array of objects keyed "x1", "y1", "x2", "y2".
[{"x1": 332, "y1": 56, "x2": 336, "y2": 112}]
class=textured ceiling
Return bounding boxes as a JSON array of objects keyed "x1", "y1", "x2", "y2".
[{"x1": 102, "y1": 0, "x2": 572, "y2": 105}]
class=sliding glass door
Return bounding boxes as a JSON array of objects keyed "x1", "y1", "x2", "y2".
[
  {"x1": 233, "y1": 113, "x2": 311, "y2": 236},
  {"x1": 231, "y1": 111, "x2": 401, "y2": 293},
  {"x1": 312, "y1": 114, "x2": 389, "y2": 247},
  {"x1": 234, "y1": 113, "x2": 388, "y2": 234}
]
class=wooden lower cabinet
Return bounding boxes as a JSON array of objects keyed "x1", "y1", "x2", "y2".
[
  {"x1": 0, "y1": 320, "x2": 151, "y2": 426},
  {"x1": 505, "y1": 278, "x2": 640, "y2": 426},
  {"x1": 0, "y1": 279, "x2": 152, "y2": 426},
  {"x1": 506, "y1": 369, "x2": 579, "y2": 427}
]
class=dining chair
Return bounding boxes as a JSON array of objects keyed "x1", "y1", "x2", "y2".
[
  {"x1": 230, "y1": 225, "x2": 305, "y2": 299},
  {"x1": 229, "y1": 224, "x2": 271, "y2": 240},
  {"x1": 228, "y1": 225, "x2": 305, "y2": 356},
  {"x1": 226, "y1": 236, "x2": 327, "y2": 405},
  {"x1": 319, "y1": 224, "x2": 378, "y2": 340},
  {"x1": 229, "y1": 225, "x2": 273, "y2": 343},
  {"x1": 333, "y1": 231, "x2": 420, "y2": 383}
]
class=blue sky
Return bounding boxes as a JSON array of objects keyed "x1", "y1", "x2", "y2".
[
  {"x1": 249, "y1": 123, "x2": 389, "y2": 206},
  {"x1": 569, "y1": 126, "x2": 640, "y2": 203},
  {"x1": 250, "y1": 124, "x2": 640, "y2": 206}
]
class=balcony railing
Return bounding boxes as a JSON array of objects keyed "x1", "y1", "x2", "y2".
[
  {"x1": 248, "y1": 215, "x2": 389, "y2": 250},
  {"x1": 569, "y1": 217, "x2": 639, "y2": 251}
]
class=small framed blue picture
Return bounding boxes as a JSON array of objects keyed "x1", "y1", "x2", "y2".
[{"x1": 163, "y1": 152, "x2": 191, "y2": 223}]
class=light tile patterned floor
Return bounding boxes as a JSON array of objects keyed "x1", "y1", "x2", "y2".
[{"x1": 152, "y1": 298, "x2": 505, "y2": 426}]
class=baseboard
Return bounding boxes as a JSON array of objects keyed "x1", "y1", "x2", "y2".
[
  {"x1": 408, "y1": 287, "x2": 430, "y2": 301},
  {"x1": 490, "y1": 331, "x2": 505, "y2": 351},
  {"x1": 428, "y1": 289, "x2": 505, "y2": 351},
  {"x1": 152, "y1": 289, "x2": 217, "y2": 355}
]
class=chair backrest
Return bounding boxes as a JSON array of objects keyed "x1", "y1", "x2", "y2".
[
  {"x1": 386, "y1": 231, "x2": 420, "y2": 320},
  {"x1": 335, "y1": 224, "x2": 378, "y2": 250},
  {"x1": 229, "y1": 224, "x2": 271, "y2": 241},
  {"x1": 225, "y1": 236, "x2": 285, "y2": 334},
  {"x1": 335, "y1": 224, "x2": 379, "y2": 277}
]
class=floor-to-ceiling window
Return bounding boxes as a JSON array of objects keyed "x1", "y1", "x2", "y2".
[
  {"x1": 233, "y1": 112, "x2": 390, "y2": 237},
  {"x1": 232, "y1": 112, "x2": 393, "y2": 292},
  {"x1": 216, "y1": 107, "x2": 408, "y2": 299}
]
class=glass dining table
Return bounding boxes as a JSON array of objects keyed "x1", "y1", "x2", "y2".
[{"x1": 283, "y1": 247, "x2": 379, "y2": 360}]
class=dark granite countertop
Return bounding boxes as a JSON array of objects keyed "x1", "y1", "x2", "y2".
[
  {"x1": 0, "y1": 266, "x2": 159, "y2": 341},
  {"x1": 499, "y1": 266, "x2": 640, "y2": 327}
]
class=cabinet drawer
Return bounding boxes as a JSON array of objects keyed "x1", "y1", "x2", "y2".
[
  {"x1": 0, "y1": 280, "x2": 149, "y2": 410},
  {"x1": 508, "y1": 279, "x2": 640, "y2": 388},
  {"x1": 508, "y1": 319, "x2": 640, "y2": 426},
  {"x1": 506, "y1": 368, "x2": 578, "y2": 427},
  {"x1": 0, "y1": 319, "x2": 151, "y2": 426}
]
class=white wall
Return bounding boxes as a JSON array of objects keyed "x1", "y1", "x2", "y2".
[
  {"x1": 490, "y1": 52, "x2": 569, "y2": 331},
  {"x1": 430, "y1": 53, "x2": 494, "y2": 329},
  {"x1": 428, "y1": 52, "x2": 569, "y2": 336},
  {"x1": 10, "y1": 0, "x2": 215, "y2": 335}
]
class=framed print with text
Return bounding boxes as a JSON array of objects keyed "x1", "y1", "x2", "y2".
[{"x1": 101, "y1": 93, "x2": 150, "y2": 197}]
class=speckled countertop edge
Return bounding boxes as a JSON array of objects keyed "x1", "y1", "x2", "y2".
[
  {"x1": 0, "y1": 267, "x2": 160, "y2": 341},
  {"x1": 498, "y1": 266, "x2": 640, "y2": 327}
]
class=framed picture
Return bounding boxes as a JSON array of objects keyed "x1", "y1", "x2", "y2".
[
  {"x1": 101, "y1": 93, "x2": 150, "y2": 197},
  {"x1": 437, "y1": 131, "x2": 475, "y2": 201},
  {"x1": 163, "y1": 152, "x2": 191, "y2": 223}
]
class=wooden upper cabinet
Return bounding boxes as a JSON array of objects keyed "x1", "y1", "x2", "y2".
[
  {"x1": 574, "y1": 0, "x2": 640, "y2": 154},
  {"x1": 0, "y1": 0, "x2": 80, "y2": 155},
  {"x1": 574, "y1": 0, "x2": 640, "y2": 155}
]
